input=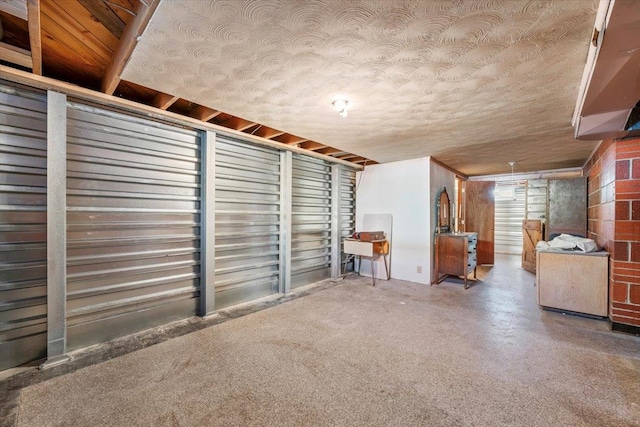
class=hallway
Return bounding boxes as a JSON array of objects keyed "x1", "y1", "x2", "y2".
[{"x1": 7, "y1": 255, "x2": 640, "y2": 426}]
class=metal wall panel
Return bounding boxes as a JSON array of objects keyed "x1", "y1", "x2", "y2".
[
  {"x1": 214, "y1": 136, "x2": 280, "y2": 308},
  {"x1": 0, "y1": 85, "x2": 48, "y2": 370},
  {"x1": 65, "y1": 103, "x2": 201, "y2": 350},
  {"x1": 291, "y1": 154, "x2": 332, "y2": 288},
  {"x1": 494, "y1": 181, "x2": 526, "y2": 255},
  {"x1": 340, "y1": 167, "x2": 356, "y2": 272}
]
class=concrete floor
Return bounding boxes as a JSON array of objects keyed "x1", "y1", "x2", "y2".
[{"x1": 6, "y1": 254, "x2": 640, "y2": 426}]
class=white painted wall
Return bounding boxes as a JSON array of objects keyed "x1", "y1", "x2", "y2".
[
  {"x1": 429, "y1": 161, "x2": 456, "y2": 283},
  {"x1": 355, "y1": 157, "x2": 431, "y2": 284}
]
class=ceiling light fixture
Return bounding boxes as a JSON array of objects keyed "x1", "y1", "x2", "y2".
[{"x1": 332, "y1": 97, "x2": 350, "y2": 118}]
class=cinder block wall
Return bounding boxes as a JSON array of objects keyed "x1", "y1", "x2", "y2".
[{"x1": 585, "y1": 138, "x2": 640, "y2": 331}]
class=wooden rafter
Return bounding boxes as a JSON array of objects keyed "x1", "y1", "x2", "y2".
[
  {"x1": 26, "y1": 0, "x2": 41, "y2": 75},
  {"x1": 0, "y1": 42, "x2": 32, "y2": 68},
  {"x1": 152, "y1": 92, "x2": 179, "y2": 110},
  {"x1": 191, "y1": 105, "x2": 221, "y2": 122},
  {"x1": 102, "y1": 0, "x2": 159, "y2": 95}
]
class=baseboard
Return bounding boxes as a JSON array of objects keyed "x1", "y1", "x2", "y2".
[{"x1": 608, "y1": 319, "x2": 640, "y2": 336}]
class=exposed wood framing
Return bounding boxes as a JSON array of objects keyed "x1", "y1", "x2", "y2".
[
  {"x1": 273, "y1": 134, "x2": 308, "y2": 145},
  {"x1": 227, "y1": 117, "x2": 256, "y2": 131},
  {"x1": 0, "y1": 65, "x2": 364, "y2": 169},
  {"x1": 191, "y1": 105, "x2": 221, "y2": 122},
  {"x1": 0, "y1": 0, "x2": 27, "y2": 20},
  {"x1": 77, "y1": 0, "x2": 125, "y2": 38},
  {"x1": 253, "y1": 126, "x2": 285, "y2": 139},
  {"x1": 27, "y1": 0, "x2": 42, "y2": 75},
  {"x1": 152, "y1": 92, "x2": 179, "y2": 110},
  {"x1": 101, "y1": 0, "x2": 159, "y2": 95},
  {"x1": 317, "y1": 147, "x2": 344, "y2": 156},
  {"x1": 0, "y1": 41, "x2": 33, "y2": 68},
  {"x1": 338, "y1": 154, "x2": 359, "y2": 160},
  {"x1": 300, "y1": 141, "x2": 326, "y2": 151}
]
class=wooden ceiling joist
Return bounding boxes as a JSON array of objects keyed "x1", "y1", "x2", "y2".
[
  {"x1": 101, "y1": 0, "x2": 159, "y2": 95},
  {"x1": 317, "y1": 147, "x2": 344, "y2": 156},
  {"x1": 77, "y1": 0, "x2": 125, "y2": 38},
  {"x1": 352, "y1": 158, "x2": 372, "y2": 165},
  {"x1": 273, "y1": 134, "x2": 308, "y2": 145},
  {"x1": 253, "y1": 126, "x2": 285, "y2": 139},
  {"x1": 26, "y1": 0, "x2": 41, "y2": 75},
  {"x1": 231, "y1": 118, "x2": 257, "y2": 132},
  {"x1": 152, "y1": 92, "x2": 179, "y2": 110},
  {"x1": 0, "y1": 0, "x2": 28, "y2": 20},
  {"x1": 337, "y1": 154, "x2": 359, "y2": 160},
  {"x1": 0, "y1": 42, "x2": 32, "y2": 68},
  {"x1": 191, "y1": 105, "x2": 221, "y2": 122},
  {"x1": 299, "y1": 141, "x2": 326, "y2": 151}
]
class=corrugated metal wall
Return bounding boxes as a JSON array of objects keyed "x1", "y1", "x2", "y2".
[
  {"x1": 291, "y1": 154, "x2": 332, "y2": 288},
  {"x1": 494, "y1": 181, "x2": 526, "y2": 255},
  {"x1": 65, "y1": 103, "x2": 202, "y2": 350},
  {"x1": 340, "y1": 167, "x2": 356, "y2": 272},
  {"x1": 214, "y1": 136, "x2": 281, "y2": 309},
  {"x1": 0, "y1": 81, "x2": 357, "y2": 371},
  {"x1": 0, "y1": 86, "x2": 48, "y2": 370}
]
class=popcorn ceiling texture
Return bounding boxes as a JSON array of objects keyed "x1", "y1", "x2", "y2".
[{"x1": 122, "y1": 0, "x2": 600, "y2": 175}]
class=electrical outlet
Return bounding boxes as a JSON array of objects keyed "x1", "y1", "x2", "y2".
[{"x1": 417, "y1": 265, "x2": 422, "y2": 274}]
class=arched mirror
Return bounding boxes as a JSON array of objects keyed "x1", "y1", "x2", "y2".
[{"x1": 437, "y1": 187, "x2": 451, "y2": 233}]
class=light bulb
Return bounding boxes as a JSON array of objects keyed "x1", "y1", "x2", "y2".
[{"x1": 332, "y1": 97, "x2": 351, "y2": 117}]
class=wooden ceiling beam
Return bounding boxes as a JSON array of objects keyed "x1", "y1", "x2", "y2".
[
  {"x1": 101, "y1": 0, "x2": 159, "y2": 95},
  {"x1": 191, "y1": 105, "x2": 221, "y2": 122},
  {"x1": 0, "y1": 42, "x2": 33, "y2": 69},
  {"x1": 26, "y1": 0, "x2": 42, "y2": 75},
  {"x1": 152, "y1": 92, "x2": 179, "y2": 110},
  {"x1": 299, "y1": 141, "x2": 326, "y2": 151}
]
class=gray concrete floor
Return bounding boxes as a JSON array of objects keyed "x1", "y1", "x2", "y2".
[{"x1": 8, "y1": 254, "x2": 640, "y2": 426}]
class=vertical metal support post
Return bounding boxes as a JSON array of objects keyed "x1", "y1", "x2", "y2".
[
  {"x1": 331, "y1": 164, "x2": 342, "y2": 278},
  {"x1": 200, "y1": 130, "x2": 216, "y2": 317},
  {"x1": 42, "y1": 90, "x2": 70, "y2": 368},
  {"x1": 279, "y1": 151, "x2": 292, "y2": 294}
]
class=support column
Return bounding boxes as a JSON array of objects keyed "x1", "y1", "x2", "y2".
[
  {"x1": 331, "y1": 164, "x2": 343, "y2": 278},
  {"x1": 42, "y1": 90, "x2": 70, "y2": 368},
  {"x1": 200, "y1": 130, "x2": 216, "y2": 317},
  {"x1": 279, "y1": 151, "x2": 292, "y2": 294}
]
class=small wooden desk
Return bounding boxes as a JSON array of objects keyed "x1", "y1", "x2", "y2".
[{"x1": 343, "y1": 239, "x2": 390, "y2": 285}]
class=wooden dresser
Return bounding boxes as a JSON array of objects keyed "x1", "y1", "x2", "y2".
[{"x1": 433, "y1": 232, "x2": 478, "y2": 289}]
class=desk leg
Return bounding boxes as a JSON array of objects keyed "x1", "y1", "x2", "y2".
[
  {"x1": 383, "y1": 255, "x2": 389, "y2": 280},
  {"x1": 371, "y1": 257, "x2": 375, "y2": 286}
]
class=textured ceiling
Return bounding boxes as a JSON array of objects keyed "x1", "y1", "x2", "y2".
[{"x1": 122, "y1": 0, "x2": 600, "y2": 176}]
